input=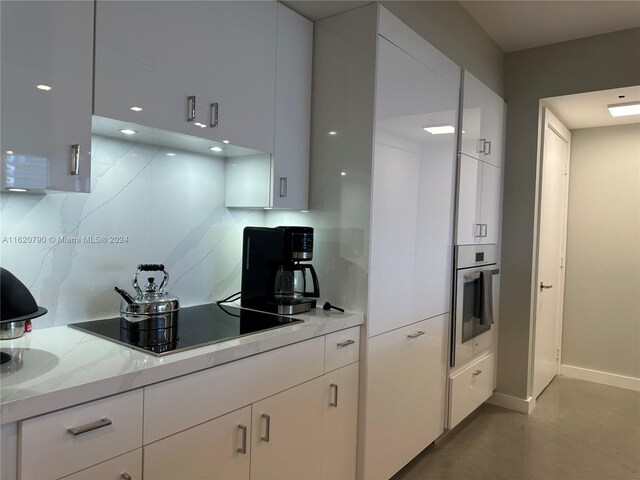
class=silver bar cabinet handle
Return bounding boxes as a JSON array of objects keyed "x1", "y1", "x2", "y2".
[
  {"x1": 70, "y1": 144, "x2": 80, "y2": 176},
  {"x1": 474, "y1": 224, "x2": 482, "y2": 238},
  {"x1": 481, "y1": 224, "x2": 488, "y2": 237},
  {"x1": 187, "y1": 95, "x2": 196, "y2": 122},
  {"x1": 407, "y1": 331, "x2": 425, "y2": 339},
  {"x1": 540, "y1": 283, "x2": 553, "y2": 290},
  {"x1": 210, "y1": 102, "x2": 219, "y2": 128},
  {"x1": 121, "y1": 474, "x2": 132, "y2": 480},
  {"x1": 237, "y1": 424, "x2": 247, "y2": 454},
  {"x1": 472, "y1": 370, "x2": 482, "y2": 376},
  {"x1": 279, "y1": 177, "x2": 288, "y2": 198},
  {"x1": 67, "y1": 417, "x2": 112, "y2": 436},
  {"x1": 477, "y1": 138, "x2": 486, "y2": 154},
  {"x1": 330, "y1": 383, "x2": 339, "y2": 407},
  {"x1": 337, "y1": 339, "x2": 355, "y2": 347},
  {"x1": 261, "y1": 414, "x2": 270, "y2": 442},
  {"x1": 485, "y1": 141, "x2": 492, "y2": 155}
]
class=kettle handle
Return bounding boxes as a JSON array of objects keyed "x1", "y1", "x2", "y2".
[
  {"x1": 133, "y1": 264, "x2": 169, "y2": 294},
  {"x1": 301, "y1": 264, "x2": 320, "y2": 298}
]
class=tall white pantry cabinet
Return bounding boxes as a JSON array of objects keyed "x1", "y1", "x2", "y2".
[{"x1": 311, "y1": 6, "x2": 458, "y2": 479}]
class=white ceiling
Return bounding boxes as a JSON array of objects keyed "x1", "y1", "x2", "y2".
[
  {"x1": 542, "y1": 85, "x2": 640, "y2": 130},
  {"x1": 283, "y1": 1, "x2": 640, "y2": 53},
  {"x1": 458, "y1": 1, "x2": 640, "y2": 53}
]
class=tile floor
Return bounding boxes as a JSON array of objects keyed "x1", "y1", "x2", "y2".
[{"x1": 393, "y1": 376, "x2": 640, "y2": 479}]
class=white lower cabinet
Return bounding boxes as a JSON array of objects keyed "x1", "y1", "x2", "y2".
[
  {"x1": 251, "y1": 377, "x2": 324, "y2": 480},
  {"x1": 144, "y1": 406, "x2": 251, "y2": 480},
  {"x1": 322, "y1": 363, "x2": 359, "y2": 480},
  {"x1": 363, "y1": 316, "x2": 447, "y2": 480},
  {"x1": 60, "y1": 449, "x2": 142, "y2": 480},
  {"x1": 19, "y1": 389, "x2": 143, "y2": 480},
  {"x1": 448, "y1": 352, "x2": 495, "y2": 429}
]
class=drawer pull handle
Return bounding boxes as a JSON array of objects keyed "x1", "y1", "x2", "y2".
[
  {"x1": 261, "y1": 414, "x2": 270, "y2": 442},
  {"x1": 407, "y1": 331, "x2": 425, "y2": 339},
  {"x1": 337, "y1": 339, "x2": 355, "y2": 347},
  {"x1": 70, "y1": 144, "x2": 80, "y2": 176},
  {"x1": 330, "y1": 383, "x2": 339, "y2": 408},
  {"x1": 67, "y1": 417, "x2": 112, "y2": 436},
  {"x1": 121, "y1": 474, "x2": 132, "y2": 480},
  {"x1": 472, "y1": 370, "x2": 483, "y2": 377},
  {"x1": 237, "y1": 424, "x2": 247, "y2": 454}
]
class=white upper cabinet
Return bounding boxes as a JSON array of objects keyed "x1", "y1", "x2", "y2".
[
  {"x1": 456, "y1": 154, "x2": 502, "y2": 245},
  {"x1": 368, "y1": 36, "x2": 458, "y2": 337},
  {"x1": 94, "y1": 1, "x2": 277, "y2": 154},
  {"x1": 460, "y1": 70, "x2": 505, "y2": 167},
  {"x1": 1, "y1": 0, "x2": 94, "y2": 193},
  {"x1": 225, "y1": 3, "x2": 312, "y2": 209}
]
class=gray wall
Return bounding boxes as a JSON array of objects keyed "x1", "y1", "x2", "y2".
[
  {"x1": 499, "y1": 28, "x2": 640, "y2": 399},
  {"x1": 562, "y1": 124, "x2": 640, "y2": 378},
  {"x1": 380, "y1": 1, "x2": 504, "y2": 96}
]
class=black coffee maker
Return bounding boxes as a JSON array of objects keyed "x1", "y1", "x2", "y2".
[{"x1": 241, "y1": 226, "x2": 320, "y2": 314}]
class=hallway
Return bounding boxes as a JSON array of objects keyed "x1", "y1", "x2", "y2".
[{"x1": 393, "y1": 377, "x2": 640, "y2": 479}]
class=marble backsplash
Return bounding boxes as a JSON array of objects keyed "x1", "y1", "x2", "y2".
[{"x1": 0, "y1": 135, "x2": 264, "y2": 328}]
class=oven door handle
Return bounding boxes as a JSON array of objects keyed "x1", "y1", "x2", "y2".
[{"x1": 464, "y1": 268, "x2": 499, "y2": 281}]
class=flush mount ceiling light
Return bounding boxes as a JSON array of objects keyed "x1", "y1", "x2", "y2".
[
  {"x1": 607, "y1": 101, "x2": 640, "y2": 117},
  {"x1": 209, "y1": 146, "x2": 223, "y2": 152},
  {"x1": 423, "y1": 125, "x2": 455, "y2": 135},
  {"x1": 36, "y1": 84, "x2": 52, "y2": 91},
  {"x1": 119, "y1": 129, "x2": 138, "y2": 135},
  {"x1": 222, "y1": 140, "x2": 230, "y2": 144},
  {"x1": 130, "y1": 106, "x2": 143, "y2": 112}
]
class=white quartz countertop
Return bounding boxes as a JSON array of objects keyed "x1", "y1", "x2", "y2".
[{"x1": 0, "y1": 307, "x2": 364, "y2": 424}]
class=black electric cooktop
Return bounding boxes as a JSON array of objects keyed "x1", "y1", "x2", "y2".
[{"x1": 69, "y1": 303, "x2": 303, "y2": 356}]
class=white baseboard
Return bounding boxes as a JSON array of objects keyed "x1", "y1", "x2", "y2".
[
  {"x1": 560, "y1": 364, "x2": 640, "y2": 392},
  {"x1": 486, "y1": 392, "x2": 536, "y2": 414}
]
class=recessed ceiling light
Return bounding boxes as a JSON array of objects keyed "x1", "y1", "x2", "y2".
[
  {"x1": 5, "y1": 150, "x2": 13, "y2": 155},
  {"x1": 166, "y1": 152, "x2": 176, "y2": 156},
  {"x1": 209, "y1": 146, "x2": 223, "y2": 152},
  {"x1": 423, "y1": 125, "x2": 455, "y2": 135},
  {"x1": 8, "y1": 188, "x2": 28, "y2": 192},
  {"x1": 608, "y1": 101, "x2": 640, "y2": 117},
  {"x1": 340, "y1": 171, "x2": 346, "y2": 176},
  {"x1": 119, "y1": 129, "x2": 138, "y2": 135},
  {"x1": 222, "y1": 140, "x2": 230, "y2": 144},
  {"x1": 194, "y1": 122, "x2": 203, "y2": 127},
  {"x1": 300, "y1": 210, "x2": 309, "y2": 213},
  {"x1": 36, "y1": 84, "x2": 52, "y2": 91},
  {"x1": 328, "y1": 131, "x2": 337, "y2": 135},
  {"x1": 130, "y1": 106, "x2": 143, "y2": 112}
]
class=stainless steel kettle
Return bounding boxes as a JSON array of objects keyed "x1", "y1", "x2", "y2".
[{"x1": 114, "y1": 264, "x2": 179, "y2": 325}]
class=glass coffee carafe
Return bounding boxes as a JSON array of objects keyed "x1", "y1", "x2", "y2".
[{"x1": 273, "y1": 264, "x2": 320, "y2": 301}]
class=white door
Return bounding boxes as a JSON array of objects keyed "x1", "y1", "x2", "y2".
[
  {"x1": 144, "y1": 406, "x2": 251, "y2": 480},
  {"x1": 533, "y1": 107, "x2": 571, "y2": 399},
  {"x1": 251, "y1": 377, "x2": 323, "y2": 479}
]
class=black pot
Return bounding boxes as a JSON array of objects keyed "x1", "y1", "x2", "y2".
[{"x1": 0, "y1": 268, "x2": 47, "y2": 339}]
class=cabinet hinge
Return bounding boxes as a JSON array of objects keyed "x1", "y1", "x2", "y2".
[
  {"x1": 560, "y1": 255, "x2": 565, "y2": 269},
  {"x1": 556, "y1": 347, "x2": 561, "y2": 360}
]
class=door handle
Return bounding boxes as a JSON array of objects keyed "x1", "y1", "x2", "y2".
[
  {"x1": 485, "y1": 141, "x2": 492, "y2": 155},
  {"x1": 477, "y1": 138, "x2": 486, "y2": 154},
  {"x1": 260, "y1": 414, "x2": 270, "y2": 442},
  {"x1": 70, "y1": 144, "x2": 80, "y2": 176},
  {"x1": 481, "y1": 224, "x2": 488, "y2": 237},
  {"x1": 187, "y1": 95, "x2": 196, "y2": 122},
  {"x1": 329, "y1": 383, "x2": 339, "y2": 407},
  {"x1": 209, "y1": 102, "x2": 219, "y2": 128},
  {"x1": 540, "y1": 283, "x2": 554, "y2": 290},
  {"x1": 237, "y1": 424, "x2": 247, "y2": 454}
]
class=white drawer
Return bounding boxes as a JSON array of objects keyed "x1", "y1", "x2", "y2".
[
  {"x1": 60, "y1": 448, "x2": 142, "y2": 480},
  {"x1": 324, "y1": 326, "x2": 360, "y2": 372},
  {"x1": 144, "y1": 336, "x2": 325, "y2": 444},
  {"x1": 20, "y1": 389, "x2": 143, "y2": 480},
  {"x1": 449, "y1": 352, "x2": 495, "y2": 429}
]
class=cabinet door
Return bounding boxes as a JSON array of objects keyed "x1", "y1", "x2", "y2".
[
  {"x1": 94, "y1": 1, "x2": 204, "y2": 137},
  {"x1": 1, "y1": 0, "x2": 93, "y2": 193},
  {"x1": 251, "y1": 377, "x2": 323, "y2": 480},
  {"x1": 369, "y1": 37, "x2": 458, "y2": 337},
  {"x1": 60, "y1": 449, "x2": 141, "y2": 480},
  {"x1": 271, "y1": 3, "x2": 312, "y2": 209},
  {"x1": 322, "y1": 363, "x2": 359, "y2": 480},
  {"x1": 479, "y1": 162, "x2": 502, "y2": 244},
  {"x1": 456, "y1": 153, "x2": 483, "y2": 245},
  {"x1": 459, "y1": 71, "x2": 484, "y2": 161},
  {"x1": 363, "y1": 315, "x2": 447, "y2": 480},
  {"x1": 144, "y1": 406, "x2": 251, "y2": 480},
  {"x1": 479, "y1": 94, "x2": 505, "y2": 168},
  {"x1": 201, "y1": 1, "x2": 277, "y2": 153}
]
